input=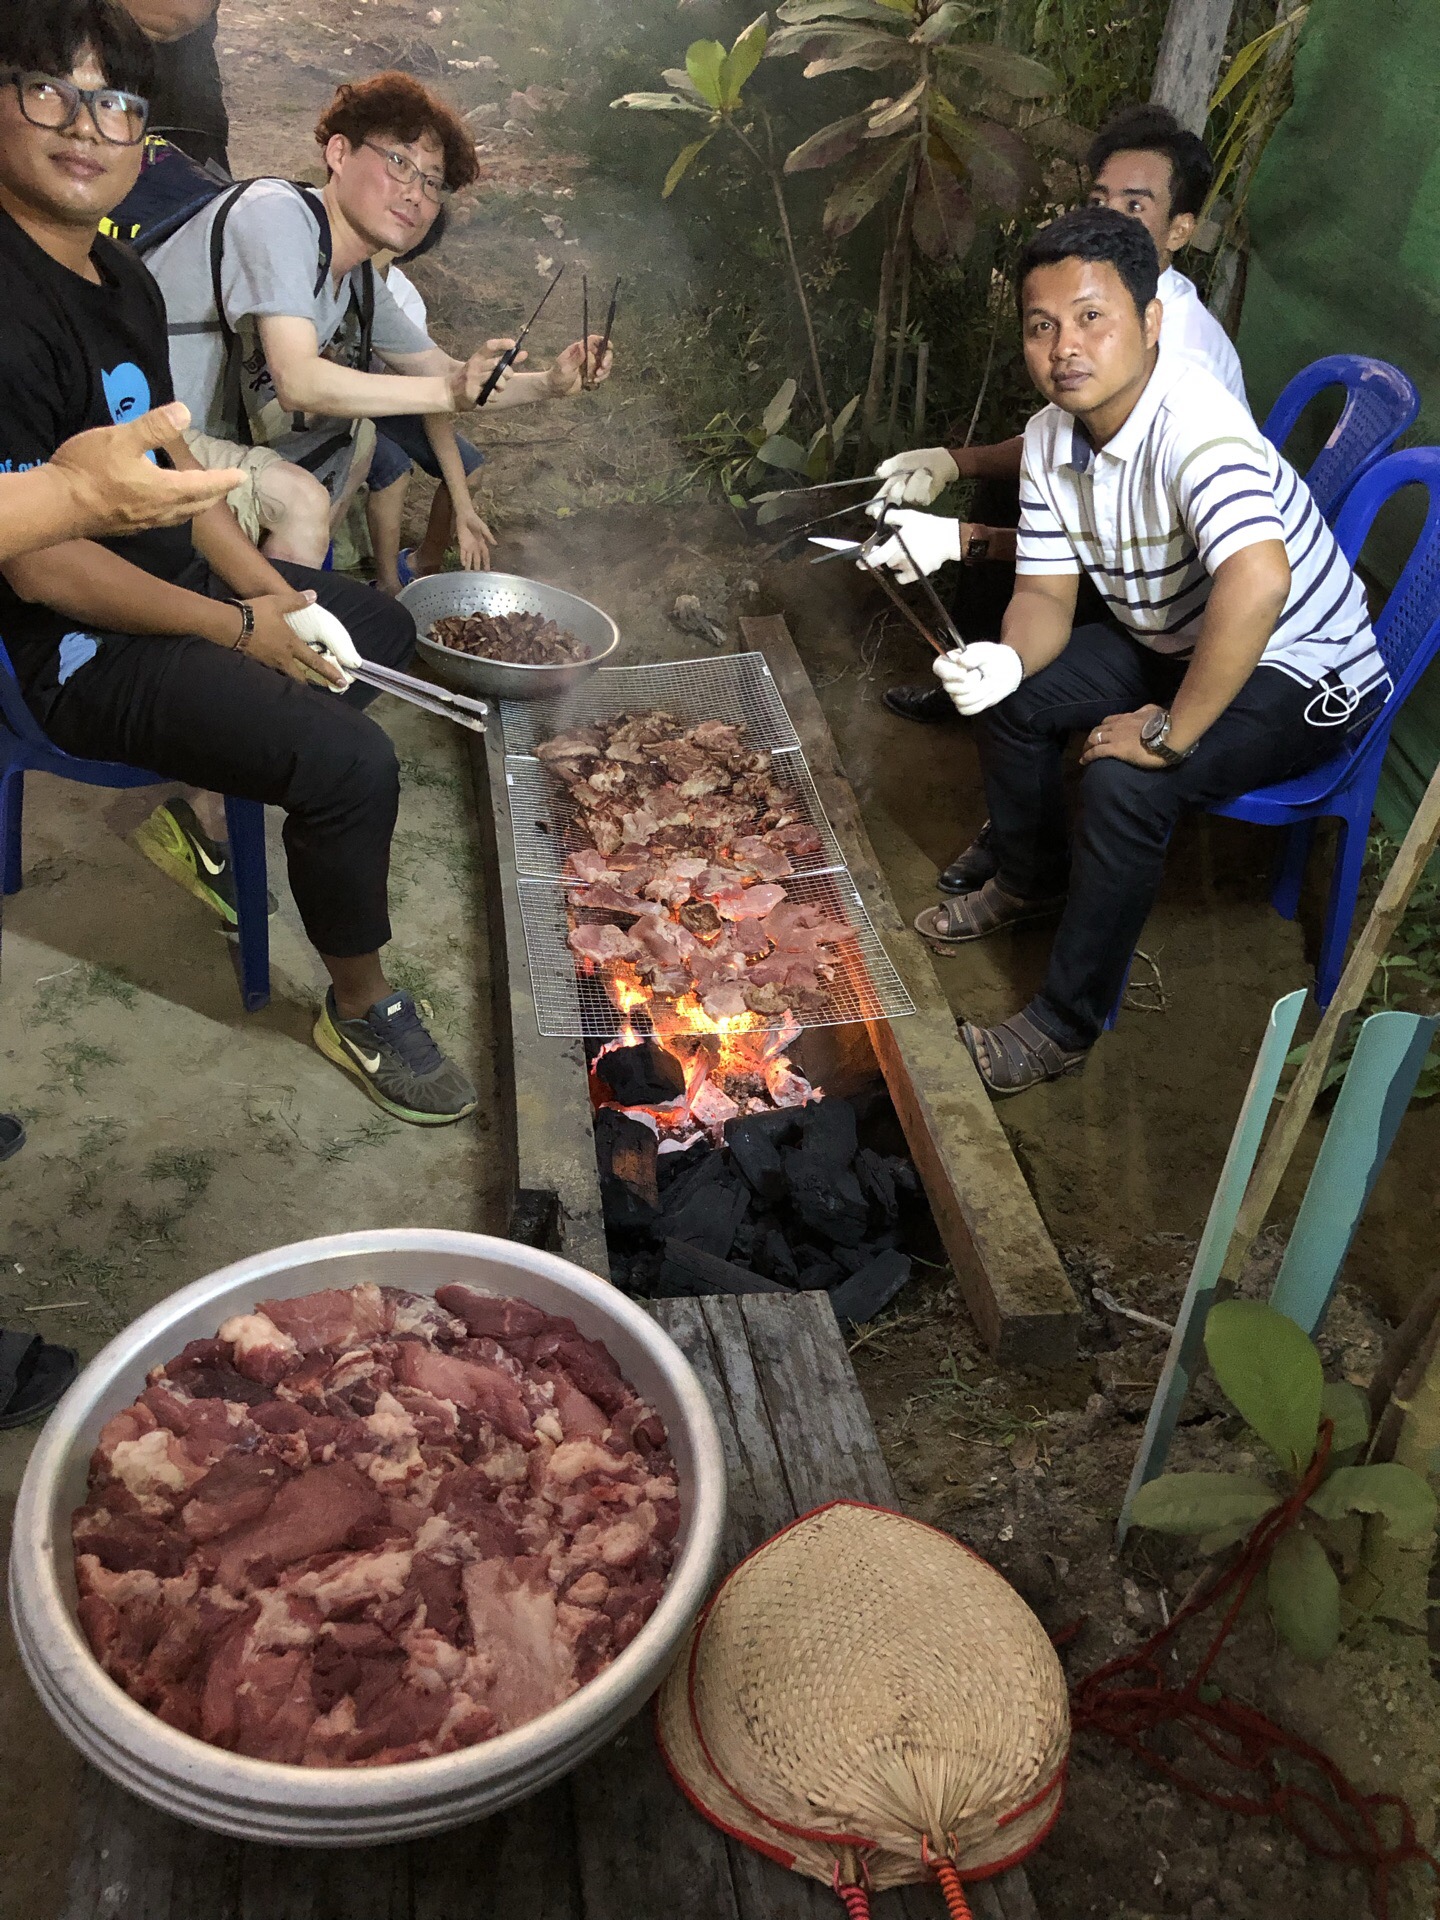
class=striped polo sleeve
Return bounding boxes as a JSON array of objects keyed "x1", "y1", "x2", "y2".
[
  {"x1": 1016, "y1": 421, "x2": 1081, "y2": 575},
  {"x1": 1172, "y1": 430, "x2": 1285, "y2": 573}
]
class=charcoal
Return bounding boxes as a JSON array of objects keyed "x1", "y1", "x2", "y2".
[
  {"x1": 854, "y1": 1147, "x2": 898, "y2": 1226},
  {"x1": 795, "y1": 1253, "x2": 842, "y2": 1291},
  {"x1": 657, "y1": 1138, "x2": 710, "y2": 1190},
  {"x1": 658, "y1": 1146, "x2": 729, "y2": 1212},
  {"x1": 723, "y1": 1107, "x2": 803, "y2": 1153},
  {"x1": 830, "y1": 1245, "x2": 868, "y2": 1277},
  {"x1": 782, "y1": 1150, "x2": 870, "y2": 1248},
  {"x1": 725, "y1": 1120, "x2": 786, "y2": 1203},
  {"x1": 752, "y1": 1227, "x2": 800, "y2": 1287},
  {"x1": 800, "y1": 1097, "x2": 858, "y2": 1169},
  {"x1": 596, "y1": 1042, "x2": 686, "y2": 1108},
  {"x1": 657, "y1": 1238, "x2": 793, "y2": 1298},
  {"x1": 887, "y1": 1154, "x2": 922, "y2": 1197},
  {"x1": 662, "y1": 1174, "x2": 750, "y2": 1261},
  {"x1": 829, "y1": 1250, "x2": 913, "y2": 1326},
  {"x1": 731, "y1": 1219, "x2": 757, "y2": 1261},
  {"x1": 595, "y1": 1109, "x2": 660, "y2": 1227}
]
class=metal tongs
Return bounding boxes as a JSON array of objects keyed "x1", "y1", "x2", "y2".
[
  {"x1": 475, "y1": 264, "x2": 566, "y2": 408},
  {"x1": 311, "y1": 653, "x2": 489, "y2": 734},
  {"x1": 810, "y1": 504, "x2": 967, "y2": 659}
]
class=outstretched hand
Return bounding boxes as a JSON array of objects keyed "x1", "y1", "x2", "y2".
[
  {"x1": 48, "y1": 402, "x2": 244, "y2": 537},
  {"x1": 457, "y1": 339, "x2": 528, "y2": 408},
  {"x1": 547, "y1": 334, "x2": 614, "y2": 398},
  {"x1": 456, "y1": 506, "x2": 495, "y2": 572}
]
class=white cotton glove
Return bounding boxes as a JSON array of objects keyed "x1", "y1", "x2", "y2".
[
  {"x1": 285, "y1": 602, "x2": 361, "y2": 691},
  {"x1": 932, "y1": 641, "x2": 1023, "y2": 717},
  {"x1": 873, "y1": 446, "x2": 959, "y2": 506},
  {"x1": 860, "y1": 507, "x2": 962, "y2": 582}
]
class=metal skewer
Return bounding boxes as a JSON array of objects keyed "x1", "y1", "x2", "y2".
[
  {"x1": 753, "y1": 475, "x2": 882, "y2": 504},
  {"x1": 593, "y1": 277, "x2": 619, "y2": 384},
  {"x1": 475, "y1": 264, "x2": 565, "y2": 408},
  {"x1": 581, "y1": 273, "x2": 590, "y2": 389},
  {"x1": 888, "y1": 528, "x2": 968, "y2": 656}
]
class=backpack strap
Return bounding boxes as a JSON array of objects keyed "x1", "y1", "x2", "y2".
[{"x1": 207, "y1": 180, "x2": 261, "y2": 448}]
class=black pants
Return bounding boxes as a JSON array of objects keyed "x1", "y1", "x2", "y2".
[
  {"x1": 38, "y1": 563, "x2": 415, "y2": 958},
  {"x1": 977, "y1": 622, "x2": 1363, "y2": 1047}
]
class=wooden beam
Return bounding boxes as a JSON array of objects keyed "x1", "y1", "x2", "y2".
[
  {"x1": 742, "y1": 615, "x2": 1079, "y2": 1367},
  {"x1": 1150, "y1": 0, "x2": 1237, "y2": 132}
]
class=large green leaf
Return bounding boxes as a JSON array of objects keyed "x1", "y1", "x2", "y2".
[
  {"x1": 1205, "y1": 1300, "x2": 1323, "y2": 1477},
  {"x1": 1266, "y1": 1528, "x2": 1340, "y2": 1663},
  {"x1": 807, "y1": 33, "x2": 914, "y2": 76},
  {"x1": 685, "y1": 40, "x2": 728, "y2": 109},
  {"x1": 1022, "y1": 114, "x2": 1094, "y2": 161},
  {"x1": 822, "y1": 137, "x2": 912, "y2": 238},
  {"x1": 722, "y1": 15, "x2": 768, "y2": 104},
  {"x1": 867, "y1": 77, "x2": 926, "y2": 134},
  {"x1": 910, "y1": 1, "x2": 976, "y2": 45},
  {"x1": 832, "y1": 392, "x2": 862, "y2": 441},
  {"x1": 911, "y1": 155, "x2": 974, "y2": 261},
  {"x1": 1320, "y1": 1380, "x2": 1371, "y2": 1456},
  {"x1": 661, "y1": 68, "x2": 705, "y2": 96},
  {"x1": 1307, "y1": 1463, "x2": 1438, "y2": 1541},
  {"x1": 785, "y1": 111, "x2": 872, "y2": 173},
  {"x1": 1129, "y1": 1472, "x2": 1280, "y2": 1537},
  {"x1": 777, "y1": 0, "x2": 909, "y2": 21},
  {"x1": 612, "y1": 91, "x2": 711, "y2": 114},
  {"x1": 930, "y1": 107, "x2": 1039, "y2": 212},
  {"x1": 662, "y1": 136, "x2": 713, "y2": 197},
  {"x1": 756, "y1": 433, "x2": 811, "y2": 474},
  {"x1": 766, "y1": 22, "x2": 895, "y2": 58},
  {"x1": 762, "y1": 378, "x2": 798, "y2": 437},
  {"x1": 937, "y1": 41, "x2": 1056, "y2": 96}
]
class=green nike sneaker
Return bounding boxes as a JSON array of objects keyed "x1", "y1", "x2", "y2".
[
  {"x1": 131, "y1": 798, "x2": 276, "y2": 925},
  {"x1": 313, "y1": 988, "x2": 478, "y2": 1125}
]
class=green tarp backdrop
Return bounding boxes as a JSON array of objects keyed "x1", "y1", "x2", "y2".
[{"x1": 1238, "y1": 0, "x2": 1440, "y2": 832}]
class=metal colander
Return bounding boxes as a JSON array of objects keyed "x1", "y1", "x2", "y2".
[
  {"x1": 657, "y1": 1503, "x2": 1069, "y2": 1916},
  {"x1": 397, "y1": 571, "x2": 620, "y2": 701}
]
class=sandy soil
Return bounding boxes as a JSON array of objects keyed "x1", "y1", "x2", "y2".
[{"x1": 1, "y1": 1, "x2": 1436, "y2": 1914}]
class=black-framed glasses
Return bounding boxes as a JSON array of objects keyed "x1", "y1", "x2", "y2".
[
  {"x1": 7, "y1": 70, "x2": 149, "y2": 145},
  {"x1": 361, "y1": 140, "x2": 451, "y2": 206}
]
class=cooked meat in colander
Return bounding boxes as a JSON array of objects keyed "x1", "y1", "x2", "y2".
[
  {"x1": 71, "y1": 1283, "x2": 678, "y2": 1768},
  {"x1": 429, "y1": 610, "x2": 589, "y2": 665}
]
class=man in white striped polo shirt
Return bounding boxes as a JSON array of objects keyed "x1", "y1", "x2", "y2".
[{"x1": 875, "y1": 207, "x2": 1388, "y2": 1093}]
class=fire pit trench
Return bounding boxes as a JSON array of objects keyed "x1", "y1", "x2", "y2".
[{"x1": 468, "y1": 616, "x2": 1079, "y2": 1365}]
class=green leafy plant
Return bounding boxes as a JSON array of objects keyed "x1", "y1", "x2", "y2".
[
  {"x1": 1130, "y1": 1299, "x2": 1436, "y2": 1663},
  {"x1": 613, "y1": 17, "x2": 834, "y2": 427}
]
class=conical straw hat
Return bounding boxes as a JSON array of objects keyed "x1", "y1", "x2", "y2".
[{"x1": 657, "y1": 1502, "x2": 1068, "y2": 1900}]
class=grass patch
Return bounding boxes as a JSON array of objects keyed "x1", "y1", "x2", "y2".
[
  {"x1": 145, "y1": 1148, "x2": 216, "y2": 1198},
  {"x1": 48, "y1": 1245, "x2": 130, "y2": 1326},
  {"x1": 43, "y1": 1040, "x2": 121, "y2": 1095},
  {"x1": 384, "y1": 951, "x2": 455, "y2": 1023},
  {"x1": 114, "y1": 1199, "x2": 186, "y2": 1246},
  {"x1": 399, "y1": 754, "x2": 462, "y2": 795},
  {"x1": 36, "y1": 963, "x2": 138, "y2": 1026},
  {"x1": 315, "y1": 1116, "x2": 402, "y2": 1163}
]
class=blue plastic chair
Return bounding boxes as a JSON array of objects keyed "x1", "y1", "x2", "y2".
[
  {"x1": 1262, "y1": 354, "x2": 1419, "y2": 523},
  {"x1": 0, "y1": 638, "x2": 272, "y2": 1012}
]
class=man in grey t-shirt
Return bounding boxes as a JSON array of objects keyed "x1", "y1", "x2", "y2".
[{"x1": 148, "y1": 72, "x2": 610, "y2": 560}]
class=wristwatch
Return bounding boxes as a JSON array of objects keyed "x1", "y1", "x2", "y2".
[
  {"x1": 1139, "y1": 708, "x2": 1195, "y2": 766},
  {"x1": 964, "y1": 531, "x2": 991, "y2": 564}
]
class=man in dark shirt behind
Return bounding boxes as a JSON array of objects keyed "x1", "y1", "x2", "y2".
[
  {"x1": 0, "y1": 0, "x2": 480, "y2": 1127},
  {"x1": 118, "y1": 0, "x2": 227, "y2": 171}
]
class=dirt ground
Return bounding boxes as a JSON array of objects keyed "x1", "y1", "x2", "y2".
[{"x1": 2, "y1": 0, "x2": 1437, "y2": 1914}]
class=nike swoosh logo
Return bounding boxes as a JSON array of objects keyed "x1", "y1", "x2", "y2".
[
  {"x1": 194, "y1": 843, "x2": 227, "y2": 877},
  {"x1": 343, "y1": 1036, "x2": 383, "y2": 1074}
]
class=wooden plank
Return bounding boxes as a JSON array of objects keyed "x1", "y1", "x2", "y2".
[
  {"x1": 1150, "y1": 0, "x2": 1236, "y2": 132},
  {"x1": 466, "y1": 727, "x2": 610, "y2": 1279},
  {"x1": 237, "y1": 1840, "x2": 411, "y2": 1920},
  {"x1": 410, "y1": 1788, "x2": 582, "y2": 1919},
  {"x1": 59, "y1": 1773, "x2": 239, "y2": 1920},
  {"x1": 741, "y1": 615, "x2": 1078, "y2": 1368}
]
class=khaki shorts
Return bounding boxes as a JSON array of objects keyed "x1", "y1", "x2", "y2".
[{"x1": 182, "y1": 430, "x2": 288, "y2": 544}]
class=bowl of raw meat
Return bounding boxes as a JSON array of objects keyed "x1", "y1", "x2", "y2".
[
  {"x1": 8, "y1": 1230, "x2": 726, "y2": 1845},
  {"x1": 399, "y1": 572, "x2": 620, "y2": 701}
]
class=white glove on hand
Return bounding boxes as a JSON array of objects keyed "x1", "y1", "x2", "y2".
[
  {"x1": 285, "y1": 603, "x2": 361, "y2": 691},
  {"x1": 860, "y1": 508, "x2": 962, "y2": 582},
  {"x1": 874, "y1": 446, "x2": 959, "y2": 506},
  {"x1": 932, "y1": 641, "x2": 1023, "y2": 717}
]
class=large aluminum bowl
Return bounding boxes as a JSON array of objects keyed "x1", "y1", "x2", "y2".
[
  {"x1": 399, "y1": 572, "x2": 620, "y2": 701},
  {"x1": 8, "y1": 1230, "x2": 726, "y2": 1846}
]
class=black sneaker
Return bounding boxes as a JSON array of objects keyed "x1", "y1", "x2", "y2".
[
  {"x1": 313, "y1": 988, "x2": 477, "y2": 1125},
  {"x1": 131, "y1": 797, "x2": 276, "y2": 925},
  {"x1": 882, "y1": 683, "x2": 958, "y2": 724}
]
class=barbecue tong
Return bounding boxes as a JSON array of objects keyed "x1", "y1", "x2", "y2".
[
  {"x1": 307, "y1": 651, "x2": 489, "y2": 734},
  {"x1": 810, "y1": 505, "x2": 967, "y2": 659}
]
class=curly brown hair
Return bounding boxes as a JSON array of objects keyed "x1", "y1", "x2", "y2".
[{"x1": 315, "y1": 71, "x2": 478, "y2": 192}]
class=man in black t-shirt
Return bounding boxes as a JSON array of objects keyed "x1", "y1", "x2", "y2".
[
  {"x1": 117, "y1": 0, "x2": 227, "y2": 172},
  {"x1": 0, "y1": 0, "x2": 477, "y2": 1127}
]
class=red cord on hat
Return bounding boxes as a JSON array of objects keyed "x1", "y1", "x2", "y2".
[
  {"x1": 832, "y1": 1862, "x2": 871, "y2": 1918},
  {"x1": 921, "y1": 1836, "x2": 975, "y2": 1919}
]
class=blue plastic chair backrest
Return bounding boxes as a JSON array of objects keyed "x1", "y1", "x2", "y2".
[
  {"x1": 1263, "y1": 355, "x2": 1420, "y2": 523},
  {"x1": 0, "y1": 633, "x2": 51, "y2": 747},
  {"x1": 1331, "y1": 446, "x2": 1440, "y2": 715}
]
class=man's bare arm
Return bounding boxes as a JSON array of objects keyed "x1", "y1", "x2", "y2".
[
  {"x1": 120, "y1": 0, "x2": 215, "y2": 41},
  {"x1": 999, "y1": 571, "x2": 1079, "y2": 677},
  {"x1": 258, "y1": 316, "x2": 455, "y2": 420},
  {"x1": 1166, "y1": 542, "x2": 1291, "y2": 752},
  {"x1": 5, "y1": 540, "x2": 243, "y2": 645},
  {"x1": 948, "y1": 436, "x2": 1025, "y2": 483}
]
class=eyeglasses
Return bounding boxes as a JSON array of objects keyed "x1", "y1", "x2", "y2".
[
  {"x1": 361, "y1": 140, "x2": 451, "y2": 206},
  {"x1": 6, "y1": 70, "x2": 149, "y2": 146}
]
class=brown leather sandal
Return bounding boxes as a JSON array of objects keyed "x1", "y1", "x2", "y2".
[
  {"x1": 913, "y1": 877, "x2": 1065, "y2": 948},
  {"x1": 959, "y1": 1012, "x2": 1089, "y2": 1095}
]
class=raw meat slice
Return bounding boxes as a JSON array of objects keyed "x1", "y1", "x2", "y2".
[
  {"x1": 211, "y1": 1460, "x2": 385, "y2": 1594},
  {"x1": 259, "y1": 1285, "x2": 387, "y2": 1356},
  {"x1": 567, "y1": 923, "x2": 640, "y2": 965},
  {"x1": 715, "y1": 882, "x2": 787, "y2": 922},
  {"x1": 535, "y1": 731, "x2": 601, "y2": 762},
  {"x1": 701, "y1": 982, "x2": 749, "y2": 1022},
  {"x1": 462, "y1": 1560, "x2": 576, "y2": 1730},
  {"x1": 573, "y1": 883, "x2": 654, "y2": 918},
  {"x1": 728, "y1": 836, "x2": 794, "y2": 881},
  {"x1": 564, "y1": 848, "x2": 616, "y2": 883}
]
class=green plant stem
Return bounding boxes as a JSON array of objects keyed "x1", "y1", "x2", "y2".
[
  {"x1": 885, "y1": 152, "x2": 919, "y2": 448},
  {"x1": 728, "y1": 118, "x2": 832, "y2": 430},
  {"x1": 861, "y1": 219, "x2": 897, "y2": 453}
]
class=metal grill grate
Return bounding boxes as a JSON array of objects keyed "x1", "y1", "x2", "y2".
[
  {"x1": 499, "y1": 651, "x2": 801, "y2": 756},
  {"x1": 503, "y1": 748, "x2": 845, "y2": 881},
  {"x1": 503, "y1": 651, "x2": 916, "y2": 1039},
  {"x1": 518, "y1": 872, "x2": 914, "y2": 1040}
]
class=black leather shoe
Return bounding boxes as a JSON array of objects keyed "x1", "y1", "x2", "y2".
[
  {"x1": 882, "y1": 683, "x2": 956, "y2": 724},
  {"x1": 937, "y1": 821, "x2": 998, "y2": 895}
]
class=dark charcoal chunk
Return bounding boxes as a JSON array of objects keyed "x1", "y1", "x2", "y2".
[
  {"x1": 595, "y1": 1108, "x2": 660, "y2": 1227},
  {"x1": 657, "y1": 1137, "x2": 710, "y2": 1190},
  {"x1": 887, "y1": 1154, "x2": 922, "y2": 1197},
  {"x1": 752, "y1": 1227, "x2": 800, "y2": 1287},
  {"x1": 725, "y1": 1117, "x2": 786, "y2": 1203},
  {"x1": 800, "y1": 1097, "x2": 858, "y2": 1169},
  {"x1": 661, "y1": 1173, "x2": 751, "y2": 1262},
  {"x1": 657, "y1": 1145, "x2": 729, "y2": 1213},
  {"x1": 854, "y1": 1147, "x2": 899, "y2": 1226},
  {"x1": 657, "y1": 1238, "x2": 793, "y2": 1298},
  {"x1": 831, "y1": 1245, "x2": 868, "y2": 1277},
  {"x1": 829, "y1": 1250, "x2": 913, "y2": 1326},
  {"x1": 795, "y1": 1252, "x2": 842, "y2": 1291},
  {"x1": 722, "y1": 1106, "x2": 802, "y2": 1154},
  {"x1": 596, "y1": 1041, "x2": 686, "y2": 1107},
  {"x1": 782, "y1": 1150, "x2": 870, "y2": 1248}
]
